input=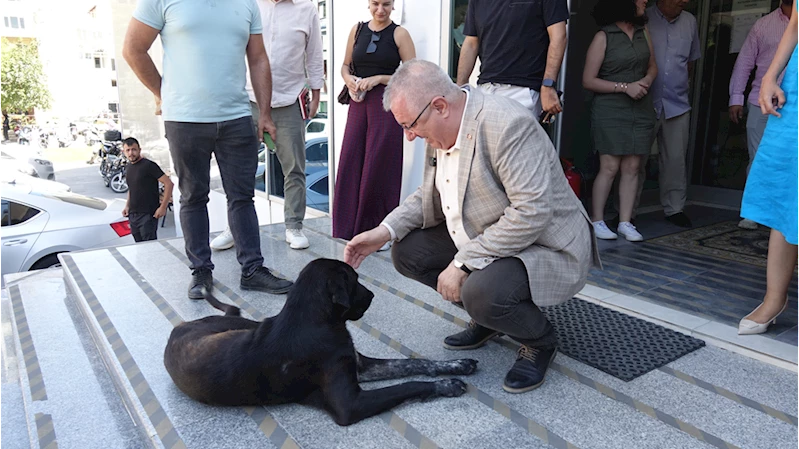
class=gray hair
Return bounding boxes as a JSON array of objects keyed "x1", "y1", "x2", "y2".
[{"x1": 383, "y1": 59, "x2": 462, "y2": 112}]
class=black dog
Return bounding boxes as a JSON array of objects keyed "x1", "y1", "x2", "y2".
[{"x1": 164, "y1": 258, "x2": 478, "y2": 426}]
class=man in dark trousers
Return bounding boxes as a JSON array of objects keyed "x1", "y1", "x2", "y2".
[{"x1": 122, "y1": 137, "x2": 174, "y2": 242}]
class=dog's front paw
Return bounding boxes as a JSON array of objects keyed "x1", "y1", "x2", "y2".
[
  {"x1": 451, "y1": 359, "x2": 478, "y2": 375},
  {"x1": 434, "y1": 378, "x2": 468, "y2": 397}
]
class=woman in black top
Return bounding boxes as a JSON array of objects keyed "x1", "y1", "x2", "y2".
[{"x1": 333, "y1": 0, "x2": 416, "y2": 243}]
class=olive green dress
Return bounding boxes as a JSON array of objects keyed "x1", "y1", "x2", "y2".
[{"x1": 591, "y1": 24, "x2": 656, "y2": 156}]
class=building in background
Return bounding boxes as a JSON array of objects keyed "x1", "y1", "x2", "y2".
[
  {"x1": 3, "y1": 0, "x2": 119, "y2": 123},
  {"x1": 1, "y1": 0, "x2": 36, "y2": 44}
]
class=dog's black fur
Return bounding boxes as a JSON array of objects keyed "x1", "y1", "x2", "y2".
[{"x1": 164, "y1": 258, "x2": 477, "y2": 426}]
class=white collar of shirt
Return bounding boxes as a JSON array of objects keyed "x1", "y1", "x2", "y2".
[{"x1": 448, "y1": 89, "x2": 469, "y2": 153}]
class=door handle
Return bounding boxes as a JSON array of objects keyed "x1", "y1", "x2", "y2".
[{"x1": 3, "y1": 239, "x2": 28, "y2": 246}]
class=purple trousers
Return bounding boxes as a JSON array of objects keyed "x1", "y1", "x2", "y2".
[{"x1": 333, "y1": 85, "x2": 403, "y2": 240}]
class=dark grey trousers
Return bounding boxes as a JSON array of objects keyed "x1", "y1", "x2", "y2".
[
  {"x1": 391, "y1": 222, "x2": 557, "y2": 349},
  {"x1": 164, "y1": 116, "x2": 264, "y2": 276},
  {"x1": 128, "y1": 212, "x2": 158, "y2": 242}
]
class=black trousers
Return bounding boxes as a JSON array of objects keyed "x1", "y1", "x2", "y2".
[
  {"x1": 128, "y1": 212, "x2": 158, "y2": 242},
  {"x1": 165, "y1": 116, "x2": 263, "y2": 275},
  {"x1": 391, "y1": 223, "x2": 557, "y2": 349}
]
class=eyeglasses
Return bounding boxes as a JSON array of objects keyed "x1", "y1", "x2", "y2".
[
  {"x1": 402, "y1": 97, "x2": 439, "y2": 131},
  {"x1": 366, "y1": 32, "x2": 380, "y2": 54}
]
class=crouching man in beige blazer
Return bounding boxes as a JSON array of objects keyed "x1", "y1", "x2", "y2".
[{"x1": 344, "y1": 59, "x2": 600, "y2": 393}]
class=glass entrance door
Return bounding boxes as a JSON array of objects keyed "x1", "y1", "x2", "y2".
[{"x1": 691, "y1": 0, "x2": 780, "y2": 190}]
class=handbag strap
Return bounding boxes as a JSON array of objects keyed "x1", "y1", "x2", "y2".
[{"x1": 350, "y1": 21, "x2": 365, "y2": 76}]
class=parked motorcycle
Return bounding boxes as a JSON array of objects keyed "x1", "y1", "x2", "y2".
[
  {"x1": 102, "y1": 152, "x2": 128, "y2": 193},
  {"x1": 16, "y1": 126, "x2": 32, "y2": 145},
  {"x1": 38, "y1": 131, "x2": 49, "y2": 148},
  {"x1": 84, "y1": 126, "x2": 102, "y2": 146}
]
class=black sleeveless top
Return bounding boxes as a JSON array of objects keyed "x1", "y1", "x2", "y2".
[{"x1": 352, "y1": 21, "x2": 401, "y2": 78}]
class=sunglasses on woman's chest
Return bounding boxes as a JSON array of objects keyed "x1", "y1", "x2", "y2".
[{"x1": 366, "y1": 32, "x2": 380, "y2": 54}]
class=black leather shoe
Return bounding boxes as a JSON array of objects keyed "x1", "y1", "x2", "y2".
[
  {"x1": 665, "y1": 212, "x2": 692, "y2": 228},
  {"x1": 502, "y1": 345, "x2": 558, "y2": 393},
  {"x1": 443, "y1": 320, "x2": 502, "y2": 350},
  {"x1": 188, "y1": 269, "x2": 213, "y2": 300},
  {"x1": 241, "y1": 266, "x2": 293, "y2": 294}
]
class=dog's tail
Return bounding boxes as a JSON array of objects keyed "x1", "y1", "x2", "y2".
[{"x1": 202, "y1": 288, "x2": 241, "y2": 316}]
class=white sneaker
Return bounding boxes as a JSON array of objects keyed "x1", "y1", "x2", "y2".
[
  {"x1": 285, "y1": 228, "x2": 310, "y2": 250},
  {"x1": 617, "y1": 221, "x2": 643, "y2": 242},
  {"x1": 592, "y1": 221, "x2": 618, "y2": 240},
  {"x1": 738, "y1": 218, "x2": 758, "y2": 230},
  {"x1": 210, "y1": 227, "x2": 235, "y2": 250},
  {"x1": 377, "y1": 241, "x2": 393, "y2": 252}
]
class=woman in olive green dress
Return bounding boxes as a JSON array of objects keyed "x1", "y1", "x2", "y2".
[{"x1": 583, "y1": 0, "x2": 656, "y2": 242}]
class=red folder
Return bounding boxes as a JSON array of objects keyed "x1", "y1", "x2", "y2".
[{"x1": 299, "y1": 87, "x2": 311, "y2": 120}]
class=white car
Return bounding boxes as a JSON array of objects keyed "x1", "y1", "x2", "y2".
[
  {"x1": 1, "y1": 166, "x2": 70, "y2": 193},
  {"x1": 1, "y1": 183, "x2": 134, "y2": 279},
  {"x1": 305, "y1": 118, "x2": 327, "y2": 140},
  {"x1": 1, "y1": 148, "x2": 55, "y2": 180}
]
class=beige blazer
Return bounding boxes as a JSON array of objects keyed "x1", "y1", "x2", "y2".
[{"x1": 383, "y1": 87, "x2": 601, "y2": 307}]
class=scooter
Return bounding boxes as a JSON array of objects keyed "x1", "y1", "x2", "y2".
[{"x1": 16, "y1": 126, "x2": 32, "y2": 145}]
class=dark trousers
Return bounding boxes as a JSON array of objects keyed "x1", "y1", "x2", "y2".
[
  {"x1": 391, "y1": 223, "x2": 557, "y2": 349},
  {"x1": 165, "y1": 116, "x2": 263, "y2": 276},
  {"x1": 128, "y1": 212, "x2": 158, "y2": 242}
]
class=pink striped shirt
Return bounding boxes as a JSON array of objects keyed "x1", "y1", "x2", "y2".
[{"x1": 729, "y1": 7, "x2": 790, "y2": 106}]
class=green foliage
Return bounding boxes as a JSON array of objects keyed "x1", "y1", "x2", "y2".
[{"x1": 1, "y1": 38, "x2": 52, "y2": 113}]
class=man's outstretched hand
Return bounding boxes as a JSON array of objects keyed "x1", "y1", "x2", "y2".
[{"x1": 344, "y1": 226, "x2": 391, "y2": 269}]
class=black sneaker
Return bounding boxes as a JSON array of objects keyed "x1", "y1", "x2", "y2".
[
  {"x1": 188, "y1": 269, "x2": 213, "y2": 300},
  {"x1": 502, "y1": 345, "x2": 557, "y2": 394},
  {"x1": 665, "y1": 212, "x2": 692, "y2": 228},
  {"x1": 443, "y1": 320, "x2": 502, "y2": 350},
  {"x1": 240, "y1": 266, "x2": 293, "y2": 294}
]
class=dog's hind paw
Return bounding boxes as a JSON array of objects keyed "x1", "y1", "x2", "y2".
[{"x1": 434, "y1": 378, "x2": 468, "y2": 397}]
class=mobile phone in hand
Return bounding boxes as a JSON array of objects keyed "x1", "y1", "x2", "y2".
[{"x1": 263, "y1": 132, "x2": 276, "y2": 150}]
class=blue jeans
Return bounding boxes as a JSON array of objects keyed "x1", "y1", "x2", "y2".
[{"x1": 165, "y1": 116, "x2": 263, "y2": 276}]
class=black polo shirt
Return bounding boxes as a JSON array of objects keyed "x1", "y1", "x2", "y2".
[{"x1": 464, "y1": 0, "x2": 569, "y2": 90}]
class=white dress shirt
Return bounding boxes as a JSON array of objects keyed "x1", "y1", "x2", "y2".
[
  {"x1": 434, "y1": 90, "x2": 470, "y2": 250},
  {"x1": 382, "y1": 90, "x2": 471, "y2": 257},
  {"x1": 246, "y1": 0, "x2": 324, "y2": 108}
]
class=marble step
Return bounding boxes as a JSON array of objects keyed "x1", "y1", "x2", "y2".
[
  {"x1": 3, "y1": 268, "x2": 147, "y2": 449},
  {"x1": 3, "y1": 215, "x2": 793, "y2": 449}
]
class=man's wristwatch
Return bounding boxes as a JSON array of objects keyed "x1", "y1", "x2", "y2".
[
  {"x1": 542, "y1": 78, "x2": 557, "y2": 88},
  {"x1": 454, "y1": 260, "x2": 472, "y2": 275}
]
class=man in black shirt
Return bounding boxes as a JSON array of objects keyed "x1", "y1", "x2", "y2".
[
  {"x1": 456, "y1": 0, "x2": 569, "y2": 123},
  {"x1": 122, "y1": 137, "x2": 174, "y2": 242}
]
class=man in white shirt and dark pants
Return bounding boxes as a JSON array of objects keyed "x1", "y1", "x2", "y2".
[{"x1": 212, "y1": 0, "x2": 324, "y2": 251}]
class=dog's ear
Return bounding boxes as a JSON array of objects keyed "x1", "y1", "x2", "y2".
[{"x1": 328, "y1": 275, "x2": 352, "y2": 311}]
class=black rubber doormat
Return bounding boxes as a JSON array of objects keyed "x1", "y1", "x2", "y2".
[{"x1": 543, "y1": 299, "x2": 705, "y2": 381}]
